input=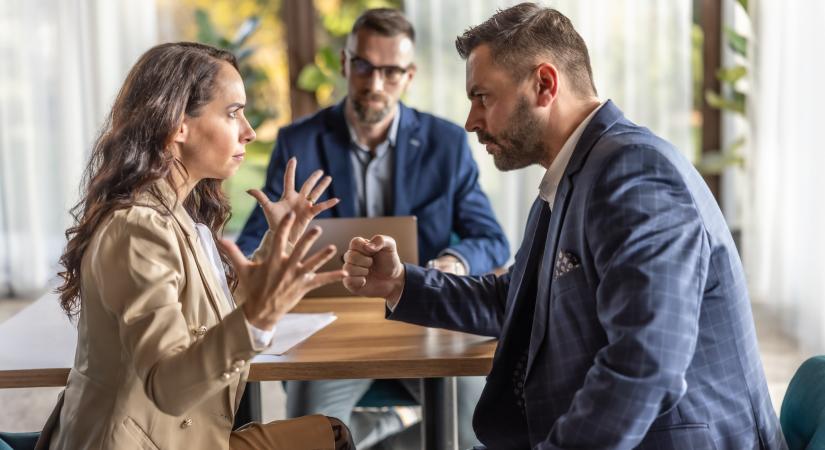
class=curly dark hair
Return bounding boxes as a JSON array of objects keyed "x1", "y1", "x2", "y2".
[{"x1": 56, "y1": 42, "x2": 240, "y2": 318}]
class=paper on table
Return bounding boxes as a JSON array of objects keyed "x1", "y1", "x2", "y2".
[{"x1": 265, "y1": 312, "x2": 337, "y2": 355}]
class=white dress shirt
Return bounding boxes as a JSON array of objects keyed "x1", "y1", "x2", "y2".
[
  {"x1": 193, "y1": 222, "x2": 275, "y2": 348},
  {"x1": 538, "y1": 101, "x2": 605, "y2": 207}
]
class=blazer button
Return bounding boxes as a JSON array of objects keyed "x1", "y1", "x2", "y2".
[
  {"x1": 232, "y1": 366, "x2": 241, "y2": 373},
  {"x1": 232, "y1": 359, "x2": 245, "y2": 369},
  {"x1": 220, "y1": 372, "x2": 231, "y2": 380},
  {"x1": 196, "y1": 325, "x2": 207, "y2": 336},
  {"x1": 180, "y1": 418, "x2": 193, "y2": 428}
]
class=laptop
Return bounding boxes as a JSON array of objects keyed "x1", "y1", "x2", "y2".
[{"x1": 302, "y1": 216, "x2": 419, "y2": 297}]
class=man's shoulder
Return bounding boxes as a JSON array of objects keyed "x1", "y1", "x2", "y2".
[
  {"x1": 278, "y1": 104, "x2": 341, "y2": 139},
  {"x1": 402, "y1": 104, "x2": 465, "y2": 136}
]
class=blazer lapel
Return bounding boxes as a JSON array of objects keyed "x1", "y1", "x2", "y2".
[
  {"x1": 321, "y1": 102, "x2": 357, "y2": 217},
  {"x1": 169, "y1": 202, "x2": 229, "y2": 320},
  {"x1": 498, "y1": 198, "x2": 547, "y2": 348},
  {"x1": 391, "y1": 104, "x2": 420, "y2": 216},
  {"x1": 524, "y1": 100, "x2": 625, "y2": 380}
]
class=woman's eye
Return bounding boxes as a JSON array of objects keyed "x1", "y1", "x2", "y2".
[{"x1": 229, "y1": 111, "x2": 237, "y2": 119}]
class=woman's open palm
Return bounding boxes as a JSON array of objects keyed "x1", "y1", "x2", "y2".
[{"x1": 247, "y1": 157, "x2": 339, "y2": 245}]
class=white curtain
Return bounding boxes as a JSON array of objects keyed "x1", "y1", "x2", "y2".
[
  {"x1": 0, "y1": 0, "x2": 158, "y2": 298},
  {"x1": 745, "y1": 0, "x2": 825, "y2": 352},
  {"x1": 404, "y1": 0, "x2": 693, "y2": 253}
]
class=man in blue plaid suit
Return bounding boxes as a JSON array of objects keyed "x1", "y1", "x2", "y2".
[{"x1": 341, "y1": 3, "x2": 786, "y2": 449}]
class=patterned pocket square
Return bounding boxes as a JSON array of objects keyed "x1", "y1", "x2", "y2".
[{"x1": 554, "y1": 250, "x2": 581, "y2": 279}]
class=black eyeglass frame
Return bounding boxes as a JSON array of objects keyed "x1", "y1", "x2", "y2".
[{"x1": 344, "y1": 49, "x2": 414, "y2": 83}]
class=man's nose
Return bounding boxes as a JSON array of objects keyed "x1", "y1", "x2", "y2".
[{"x1": 367, "y1": 69, "x2": 385, "y2": 92}]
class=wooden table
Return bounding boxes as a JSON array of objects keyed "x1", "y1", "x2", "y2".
[{"x1": 0, "y1": 295, "x2": 497, "y2": 449}]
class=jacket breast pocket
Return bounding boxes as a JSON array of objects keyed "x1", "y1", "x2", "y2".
[{"x1": 636, "y1": 423, "x2": 716, "y2": 450}]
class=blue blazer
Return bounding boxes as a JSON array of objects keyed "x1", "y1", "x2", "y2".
[
  {"x1": 236, "y1": 101, "x2": 509, "y2": 274},
  {"x1": 390, "y1": 101, "x2": 785, "y2": 449}
]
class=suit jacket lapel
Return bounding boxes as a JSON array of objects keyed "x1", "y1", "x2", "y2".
[
  {"x1": 391, "y1": 104, "x2": 420, "y2": 216},
  {"x1": 524, "y1": 100, "x2": 625, "y2": 380},
  {"x1": 498, "y1": 198, "x2": 546, "y2": 348},
  {"x1": 321, "y1": 102, "x2": 356, "y2": 217}
]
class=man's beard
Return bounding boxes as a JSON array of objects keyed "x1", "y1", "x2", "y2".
[
  {"x1": 352, "y1": 92, "x2": 394, "y2": 124},
  {"x1": 477, "y1": 96, "x2": 544, "y2": 171}
]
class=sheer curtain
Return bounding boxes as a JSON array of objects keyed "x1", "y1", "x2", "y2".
[
  {"x1": 745, "y1": 0, "x2": 825, "y2": 352},
  {"x1": 0, "y1": 0, "x2": 158, "y2": 298},
  {"x1": 404, "y1": 0, "x2": 693, "y2": 252}
]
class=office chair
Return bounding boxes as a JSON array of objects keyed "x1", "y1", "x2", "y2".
[{"x1": 780, "y1": 355, "x2": 825, "y2": 449}]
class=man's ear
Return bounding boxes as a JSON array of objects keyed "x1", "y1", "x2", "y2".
[
  {"x1": 405, "y1": 64, "x2": 417, "y2": 84},
  {"x1": 535, "y1": 63, "x2": 558, "y2": 107}
]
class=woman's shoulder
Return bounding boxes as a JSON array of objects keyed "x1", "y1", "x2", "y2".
[{"x1": 108, "y1": 203, "x2": 176, "y2": 230}]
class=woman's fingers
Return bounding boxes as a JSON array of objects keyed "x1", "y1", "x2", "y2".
[
  {"x1": 288, "y1": 225, "x2": 323, "y2": 266},
  {"x1": 282, "y1": 157, "x2": 297, "y2": 195},
  {"x1": 247, "y1": 189, "x2": 271, "y2": 208},
  {"x1": 307, "y1": 175, "x2": 332, "y2": 202},
  {"x1": 310, "y1": 198, "x2": 340, "y2": 216},
  {"x1": 305, "y1": 269, "x2": 347, "y2": 291},
  {"x1": 299, "y1": 170, "x2": 324, "y2": 198},
  {"x1": 269, "y1": 212, "x2": 295, "y2": 265},
  {"x1": 300, "y1": 245, "x2": 338, "y2": 274},
  {"x1": 218, "y1": 239, "x2": 249, "y2": 271}
]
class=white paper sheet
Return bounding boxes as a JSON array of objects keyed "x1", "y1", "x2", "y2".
[{"x1": 265, "y1": 312, "x2": 337, "y2": 355}]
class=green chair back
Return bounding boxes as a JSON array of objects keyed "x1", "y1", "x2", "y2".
[
  {"x1": 781, "y1": 355, "x2": 825, "y2": 449},
  {"x1": 0, "y1": 432, "x2": 40, "y2": 450}
]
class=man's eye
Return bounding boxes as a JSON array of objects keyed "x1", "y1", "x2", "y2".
[{"x1": 229, "y1": 111, "x2": 237, "y2": 119}]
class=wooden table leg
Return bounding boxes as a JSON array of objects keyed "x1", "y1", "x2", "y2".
[{"x1": 421, "y1": 377, "x2": 458, "y2": 450}]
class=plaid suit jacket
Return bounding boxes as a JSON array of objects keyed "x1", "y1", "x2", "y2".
[{"x1": 390, "y1": 101, "x2": 786, "y2": 449}]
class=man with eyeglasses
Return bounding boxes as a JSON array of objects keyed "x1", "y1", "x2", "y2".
[{"x1": 236, "y1": 7, "x2": 509, "y2": 449}]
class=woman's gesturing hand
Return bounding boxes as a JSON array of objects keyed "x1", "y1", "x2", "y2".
[
  {"x1": 220, "y1": 212, "x2": 345, "y2": 331},
  {"x1": 246, "y1": 157, "x2": 339, "y2": 246}
]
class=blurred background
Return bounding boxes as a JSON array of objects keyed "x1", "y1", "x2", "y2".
[{"x1": 1, "y1": 0, "x2": 824, "y2": 433}]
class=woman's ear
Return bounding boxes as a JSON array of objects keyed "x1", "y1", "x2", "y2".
[{"x1": 173, "y1": 119, "x2": 189, "y2": 146}]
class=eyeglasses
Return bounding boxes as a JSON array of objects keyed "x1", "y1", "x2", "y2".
[{"x1": 345, "y1": 50, "x2": 413, "y2": 84}]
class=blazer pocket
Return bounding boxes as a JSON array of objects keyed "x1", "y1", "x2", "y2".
[
  {"x1": 637, "y1": 423, "x2": 716, "y2": 450},
  {"x1": 121, "y1": 417, "x2": 161, "y2": 450},
  {"x1": 551, "y1": 265, "x2": 585, "y2": 295}
]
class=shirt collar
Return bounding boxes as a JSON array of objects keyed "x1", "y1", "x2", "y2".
[
  {"x1": 539, "y1": 101, "x2": 605, "y2": 208},
  {"x1": 346, "y1": 103, "x2": 401, "y2": 153}
]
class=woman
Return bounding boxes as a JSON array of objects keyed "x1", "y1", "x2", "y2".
[{"x1": 38, "y1": 42, "x2": 353, "y2": 449}]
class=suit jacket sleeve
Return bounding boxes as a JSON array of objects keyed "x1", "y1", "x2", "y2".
[
  {"x1": 388, "y1": 263, "x2": 510, "y2": 338},
  {"x1": 95, "y1": 209, "x2": 260, "y2": 417},
  {"x1": 541, "y1": 146, "x2": 710, "y2": 449},
  {"x1": 443, "y1": 132, "x2": 510, "y2": 274},
  {"x1": 236, "y1": 135, "x2": 290, "y2": 256}
]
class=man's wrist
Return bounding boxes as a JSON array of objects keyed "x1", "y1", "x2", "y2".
[{"x1": 387, "y1": 265, "x2": 406, "y2": 306}]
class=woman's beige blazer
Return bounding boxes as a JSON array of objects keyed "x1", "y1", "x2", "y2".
[{"x1": 43, "y1": 182, "x2": 274, "y2": 450}]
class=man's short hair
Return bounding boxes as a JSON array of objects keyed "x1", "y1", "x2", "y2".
[
  {"x1": 455, "y1": 2, "x2": 596, "y2": 96},
  {"x1": 351, "y1": 8, "x2": 415, "y2": 43}
]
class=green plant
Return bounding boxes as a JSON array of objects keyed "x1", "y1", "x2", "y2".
[
  {"x1": 696, "y1": 0, "x2": 749, "y2": 175},
  {"x1": 194, "y1": 8, "x2": 279, "y2": 129},
  {"x1": 297, "y1": 0, "x2": 402, "y2": 106}
]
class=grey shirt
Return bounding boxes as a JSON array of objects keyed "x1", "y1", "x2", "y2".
[{"x1": 346, "y1": 105, "x2": 401, "y2": 217}]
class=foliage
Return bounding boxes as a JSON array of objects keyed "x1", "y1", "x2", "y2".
[
  {"x1": 695, "y1": 0, "x2": 750, "y2": 175},
  {"x1": 297, "y1": 0, "x2": 402, "y2": 106},
  {"x1": 194, "y1": 9, "x2": 279, "y2": 130}
]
